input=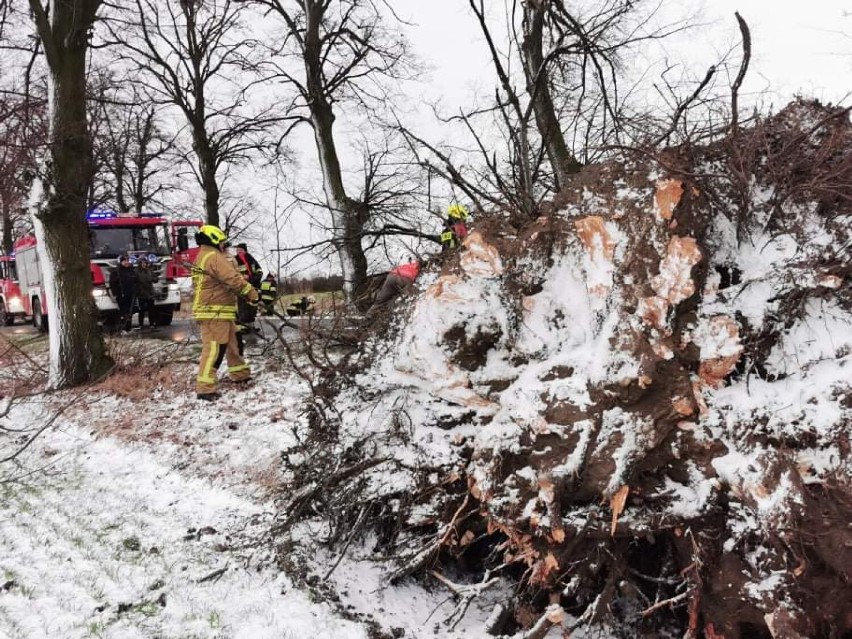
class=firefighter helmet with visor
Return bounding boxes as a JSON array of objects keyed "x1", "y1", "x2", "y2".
[
  {"x1": 197, "y1": 225, "x2": 228, "y2": 247},
  {"x1": 447, "y1": 203, "x2": 469, "y2": 220}
]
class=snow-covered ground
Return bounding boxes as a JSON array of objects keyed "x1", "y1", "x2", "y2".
[
  {"x1": 0, "y1": 341, "x2": 517, "y2": 639},
  {"x1": 0, "y1": 355, "x2": 372, "y2": 639}
]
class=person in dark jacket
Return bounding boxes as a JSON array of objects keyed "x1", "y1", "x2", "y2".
[
  {"x1": 235, "y1": 243, "x2": 263, "y2": 287},
  {"x1": 135, "y1": 256, "x2": 157, "y2": 329},
  {"x1": 109, "y1": 254, "x2": 137, "y2": 332},
  {"x1": 234, "y1": 243, "x2": 262, "y2": 337}
]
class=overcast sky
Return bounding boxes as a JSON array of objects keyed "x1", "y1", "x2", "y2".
[{"x1": 397, "y1": 0, "x2": 852, "y2": 109}]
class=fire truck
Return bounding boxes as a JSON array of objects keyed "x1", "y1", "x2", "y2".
[
  {"x1": 168, "y1": 219, "x2": 203, "y2": 280},
  {"x1": 13, "y1": 211, "x2": 183, "y2": 331},
  {"x1": 0, "y1": 253, "x2": 25, "y2": 326},
  {"x1": 13, "y1": 236, "x2": 49, "y2": 330}
]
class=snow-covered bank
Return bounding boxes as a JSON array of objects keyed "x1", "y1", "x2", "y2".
[{"x1": 0, "y1": 398, "x2": 369, "y2": 639}]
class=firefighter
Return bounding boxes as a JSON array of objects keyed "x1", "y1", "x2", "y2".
[
  {"x1": 440, "y1": 203, "x2": 470, "y2": 252},
  {"x1": 109, "y1": 254, "x2": 137, "y2": 332},
  {"x1": 192, "y1": 225, "x2": 259, "y2": 401},
  {"x1": 367, "y1": 258, "x2": 421, "y2": 314},
  {"x1": 259, "y1": 273, "x2": 278, "y2": 315},
  {"x1": 234, "y1": 243, "x2": 262, "y2": 338},
  {"x1": 223, "y1": 242, "x2": 249, "y2": 355},
  {"x1": 235, "y1": 243, "x2": 263, "y2": 286}
]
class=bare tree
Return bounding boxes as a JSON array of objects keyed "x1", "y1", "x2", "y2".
[
  {"x1": 522, "y1": 2, "x2": 578, "y2": 190},
  {"x1": 219, "y1": 191, "x2": 258, "y2": 241},
  {"x1": 27, "y1": 0, "x2": 113, "y2": 387},
  {"x1": 107, "y1": 0, "x2": 283, "y2": 226},
  {"x1": 0, "y1": 89, "x2": 45, "y2": 253},
  {"x1": 402, "y1": 0, "x2": 691, "y2": 222},
  {"x1": 248, "y1": 0, "x2": 414, "y2": 300},
  {"x1": 91, "y1": 83, "x2": 179, "y2": 214}
]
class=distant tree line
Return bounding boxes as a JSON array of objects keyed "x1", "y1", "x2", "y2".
[{"x1": 278, "y1": 274, "x2": 344, "y2": 295}]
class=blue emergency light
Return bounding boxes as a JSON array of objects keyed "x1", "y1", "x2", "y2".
[
  {"x1": 86, "y1": 209, "x2": 166, "y2": 220},
  {"x1": 86, "y1": 210, "x2": 118, "y2": 220}
]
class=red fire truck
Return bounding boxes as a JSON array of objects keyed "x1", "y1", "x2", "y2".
[
  {"x1": 13, "y1": 235, "x2": 48, "y2": 330},
  {"x1": 168, "y1": 219, "x2": 203, "y2": 279},
  {"x1": 0, "y1": 253, "x2": 25, "y2": 326},
  {"x1": 13, "y1": 211, "x2": 183, "y2": 331}
]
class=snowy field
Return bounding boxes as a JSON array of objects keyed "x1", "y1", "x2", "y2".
[{"x1": 0, "y1": 340, "x2": 513, "y2": 639}]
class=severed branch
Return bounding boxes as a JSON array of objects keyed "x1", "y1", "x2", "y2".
[
  {"x1": 0, "y1": 381, "x2": 106, "y2": 465},
  {"x1": 323, "y1": 502, "x2": 371, "y2": 581},
  {"x1": 641, "y1": 590, "x2": 690, "y2": 617},
  {"x1": 511, "y1": 604, "x2": 567, "y2": 639},
  {"x1": 729, "y1": 12, "x2": 752, "y2": 137},
  {"x1": 430, "y1": 567, "x2": 502, "y2": 630},
  {"x1": 196, "y1": 564, "x2": 229, "y2": 584},
  {"x1": 389, "y1": 492, "x2": 474, "y2": 584},
  {"x1": 651, "y1": 65, "x2": 717, "y2": 147},
  {"x1": 271, "y1": 456, "x2": 390, "y2": 538}
]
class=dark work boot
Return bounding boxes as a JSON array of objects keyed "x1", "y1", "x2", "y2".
[
  {"x1": 196, "y1": 392, "x2": 221, "y2": 402},
  {"x1": 223, "y1": 377, "x2": 252, "y2": 387}
]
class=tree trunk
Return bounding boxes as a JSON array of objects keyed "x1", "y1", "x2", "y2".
[
  {"x1": 309, "y1": 104, "x2": 368, "y2": 299},
  {"x1": 132, "y1": 110, "x2": 156, "y2": 214},
  {"x1": 113, "y1": 152, "x2": 129, "y2": 212},
  {"x1": 29, "y1": 0, "x2": 113, "y2": 388},
  {"x1": 192, "y1": 130, "x2": 220, "y2": 227},
  {"x1": 522, "y1": 3, "x2": 582, "y2": 191},
  {"x1": 1, "y1": 198, "x2": 13, "y2": 255},
  {"x1": 303, "y1": 0, "x2": 367, "y2": 300}
]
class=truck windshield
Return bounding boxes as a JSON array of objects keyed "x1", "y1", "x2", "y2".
[
  {"x1": 90, "y1": 224, "x2": 171, "y2": 258},
  {"x1": 175, "y1": 227, "x2": 199, "y2": 251}
]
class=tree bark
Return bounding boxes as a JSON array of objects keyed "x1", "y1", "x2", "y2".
[
  {"x1": 192, "y1": 129, "x2": 220, "y2": 227},
  {"x1": 112, "y1": 145, "x2": 129, "y2": 213},
  {"x1": 522, "y1": 1, "x2": 582, "y2": 191},
  {"x1": 29, "y1": 0, "x2": 113, "y2": 388}
]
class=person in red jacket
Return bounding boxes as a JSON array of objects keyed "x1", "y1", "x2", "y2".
[{"x1": 369, "y1": 258, "x2": 421, "y2": 312}]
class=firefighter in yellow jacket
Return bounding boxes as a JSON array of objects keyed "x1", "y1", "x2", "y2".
[{"x1": 191, "y1": 225, "x2": 259, "y2": 401}]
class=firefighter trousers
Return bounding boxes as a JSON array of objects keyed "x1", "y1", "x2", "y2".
[{"x1": 196, "y1": 319, "x2": 251, "y2": 393}]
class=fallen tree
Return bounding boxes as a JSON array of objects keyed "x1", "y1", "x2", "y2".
[{"x1": 275, "y1": 99, "x2": 852, "y2": 637}]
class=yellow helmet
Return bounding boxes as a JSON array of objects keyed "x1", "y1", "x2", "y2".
[
  {"x1": 197, "y1": 224, "x2": 228, "y2": 246},
  {"x1": 447, "y1": 203, "x2": 469, "y2": 220}
]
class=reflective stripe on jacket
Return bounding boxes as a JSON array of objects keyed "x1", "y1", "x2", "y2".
[
  {"x1": 192, "y1": 246, "x2": 255, "y2": 321},
  {"x1": 260, "y1": 280, "x2": 277, "y2": 301}
]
